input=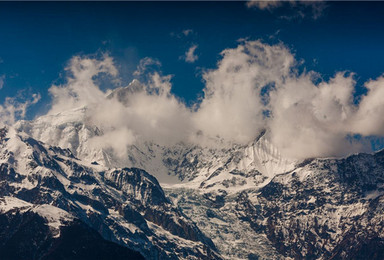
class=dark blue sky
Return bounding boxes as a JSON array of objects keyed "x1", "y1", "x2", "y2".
[{"x1": 1, "y1": 1, "x2": 384, "y2": 118}]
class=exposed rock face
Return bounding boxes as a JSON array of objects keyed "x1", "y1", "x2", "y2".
[{"x1": 249, "y1": 152, "x2": 384, "y2": 260}]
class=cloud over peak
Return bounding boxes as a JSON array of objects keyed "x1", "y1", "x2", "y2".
[
  {"x1": 5, "y1": 39, "x2": 384, "y2": 160},
  {"x1": 48, "y1": 54, "x2": 117, "y2": 115}
]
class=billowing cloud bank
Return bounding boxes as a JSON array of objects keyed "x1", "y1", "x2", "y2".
[
  {"x1": 5, "y1": 40, "x2": 384, "y2": 159},
  {"x1": 194, "y1": 40, "x2": 380, "y2": 158}
]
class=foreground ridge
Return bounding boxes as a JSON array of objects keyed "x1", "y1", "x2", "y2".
[{"x1": 0, "y1": 127, "x2": 219, "y2": 259}]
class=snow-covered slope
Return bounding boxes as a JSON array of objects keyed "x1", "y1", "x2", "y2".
[
  {"x1": 162, "y1": 130, "x2": 297, "y2": 192},
  {"x1": 0, "y1": 196, "x2": 74, "y2": 238}
]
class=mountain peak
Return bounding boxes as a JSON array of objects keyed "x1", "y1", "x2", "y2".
[{"x1": 107, "y1": 79, "x2": 144, "y2": 104}]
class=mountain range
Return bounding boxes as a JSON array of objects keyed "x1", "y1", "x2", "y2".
[{"x1": 1, "y1": 85, "x2": 384, "y2": 259}]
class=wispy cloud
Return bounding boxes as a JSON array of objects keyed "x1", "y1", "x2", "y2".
[
  {"x1": 247, "y1": 0, "x2": 282, "y2": 10},
  {"x1": 247, "y1": 0, "x2": 327, "y2": 20},
  {"x1": 171, "y1": 29, "x2": 195, "y2": 39},
  {"x1": 0, "y1": 75, "x2": 5, "y2": 90},
  {"x1": 133, "y1": 57, "x2": 161, "y2": 77},
  {"x1": 182, "y1": 29, "x2": 193, "y2": 37},
  {"x1": 172, "y1": 30, "x2": 199, "y2": 63},
  {"x1": 0, "y1": 91, "x2": 40, "y2": 127},
  {"x1": 183, "y1": 44, "x2": 199, "y2": 63}
]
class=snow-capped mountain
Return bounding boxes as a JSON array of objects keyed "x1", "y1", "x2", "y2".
[
  {"x1": 0, "y1": 127, "x2": 218, "y2": 259},
  {"x1": 15, "y1": 108, "x2": 296, "y2": 189},
  {"x1": 8, "y1": 88, "x2": 384, "y2": 259}
]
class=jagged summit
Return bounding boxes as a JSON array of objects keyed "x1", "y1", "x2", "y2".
[{"x1": 107, "y1": 79, "x2": 145, "y2": 104}]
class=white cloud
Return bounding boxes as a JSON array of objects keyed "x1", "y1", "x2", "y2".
[
  {"x1": 91, "y1": 71, "x2": 192, "y2": 147},
  {"x1": 183, "y1": 44, "x2": 199, "y2": 63},
  {"x1": 267, "y1": 72, "x2": 363, "y2": 158},
  {"x1": 48, "y1": 54, "x2": 117, "y2": 115},
  {"x1": 194, "y1": 40, "x2": 384, "y2": 158},
  {"x1": 350, "y1": 76, "x2": 384, "y2": 136},
  {"x1": 193, "y1": 40, "x2": 294, "y2": 145},
  {"x1": 89, "y1": 127, "x2": 136, "y2": 159}
]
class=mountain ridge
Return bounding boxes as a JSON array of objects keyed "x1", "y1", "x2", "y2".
[{"x1": 7, "y1": 105, "x2": 384, "y2": 259}]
